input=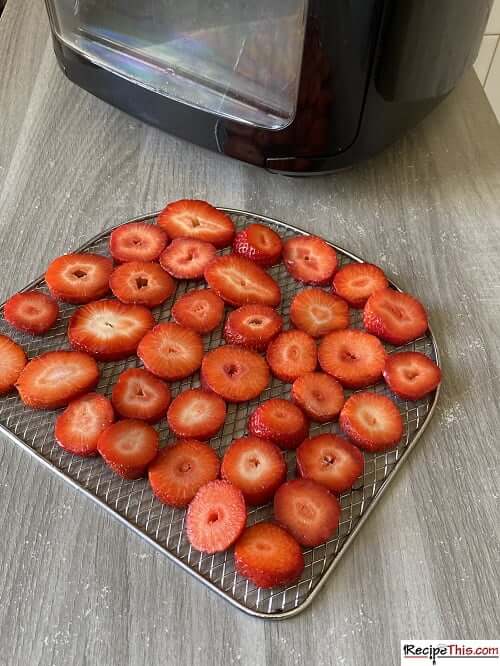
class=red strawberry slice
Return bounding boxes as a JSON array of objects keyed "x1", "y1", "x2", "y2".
[
  {"x1": 296, "y1": 434, "x2": 364, "y2": 494},
  {"x1": 167, "y1": 388, "x2": 226, "y2": 440},
  {"x1": 290, "y1": 288, "x2": 349, "y2": 338},
  {"x1": 266, "y1": 330, "x2": 317, "y2": 383},
  {"x1": 55, "y1": 392, "x2": 114, "y2": 457},
  {"x1": 291, "y1": 372, "x2": 345, "y2": 422},
  {"x1": 0, "y1": 335, "x2": 27, "y2": 395},
  {"x1": 109, "y1": 222, "x2": 168, "y2": 263},
  {"x1": 186, "y1": 480, "x2": 246, "y2": 554},
  {"x1": 234, "y1": 522, "x2": 304, "y2": 588},
  {"x1": 148, "y1": 439, "x2": 220, "y2": 507},
  {"x1": 97, "y1": 419, "x2": 159, "y2": 479},
  {"x1": 171, "y1": 289, "x2": 224, "y2": 334},
  {"x1": 157, "y1": 199, "x2": 235, "y2": 248},
  {"x1": 109, "y1": 261, "x2": 175, "y2": 308},
  {"x1": 204, "y1": 255, "x2": 281, "y2": 307},
  {"x1": 339, "y1": 392, "x2": 403, "y2": 452},
  {"x1": 4, "y1": 291, "x2": 59, "y2": 335},
  {"x1": 159, "y1": 238, "x2": 216, "y2": 279},
  {"x1": 283, "y1": 236, "x2": 337, "y2": 285},
  {"x1": 232, "y1": 223, "x2": 282, "y2": 267},
  {"x1": 248, "y1": 398, "x2": 309, "y2": 449},
  {"x1": 68, "y1": 300, "x2": 155, "y2": 361},
  {"x1": 383, "y1": 351, "x2": 441, "y2": 400},
  {"x1": 221, "y1": 436, "x2": 286, "y2": 505},
  {"x1": 45, "y1": 253, "x2": 113, "y2": 304},
  {"x1": 223, "y1": 304, "x2": 283, "y2": 351},
  {"x1": 16, "y1": 351, "x2": 99, "y2": 409},
  {"x1": 137, "y1": 323, "x2": 203, "y2": 380},
  {"x1": 332, "y1": 262, "x2": 388, "y2": 308},
  {"x1": 201, "y1": 345, "x2": 269, "y2": 402},
  {"x1": 274, "y1": 479, "x2": 341, "y2": 547},
  {"x1": 363, "y1": 288, "x2": 428, "y2": 345},
  {"x1": 111, "y1": 368, "x2": 171, "y2": 422},
  {"x1": 318, "y1": 329, "x2": 387, "y2": 388}
]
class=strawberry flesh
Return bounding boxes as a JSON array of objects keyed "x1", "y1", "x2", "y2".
[
  {"x1": 111, "y1": 368, "x2": 171, "y2": 422},
  {"x1": 109, "y1": 261, "x2": 176, "y2": 308},
  {"x1": 223, "y1": 304, "x2": 282, "y2": 351},
  {"x1": 283, "y1": 236, "x2": 337, "y2": 285},
  {"x1": 172, "y1": 289, "x2": 224, "y2": 334},
  {"x1": 45, "y1": 253, "x2": 113, "y2": 304},
  {"x1": 290, "y1": 288, "x2": 349, "y2": 338},
  {"x1": 248, "y1": 398, "x2": 309, "y2": 449},
  {"x1": 97, "y1": 419, "x2": 159, "y2": 479},
  {"x1": 137, "y1": 322, "x2": 203, "y2": 381},
  {"x1": 167, "y1": 388, "x2": 226, "y2": 440},
  {"x1": 296, "y1": 434, "x2": 364, "y2": 493},
  {"x1": 4, "y1": 291, "x2": 59, "y2": 335},
  {"x1": 201, "y1": 345, "x2": 269, "y2": 402},
  {"x1": 383, "y1": 351, "x2": 441, "y2": 400},
  {"x1": 0, "y1": 335, "x2": 27, "y2": 395},
  {"x1": 266, "y1": 330, "x2": 317, "y2": 383},
  {"x1": 339, "y1": 392, "x2": 403, "y2": 452},
  {"x1": 157, "y1": 199, "x2": 235, "y2": 248},
  {"x1": 232, "y1": 223, "x2": 282, "y2": 267},
  {"x1": 204, "y1": 255, "x2": 281, "y2": 307},
  {"x1": 291, "y1": 371, "x2": 345, "y2": 422},
  {"x1": 332, "y1": 262, "x2": 388, "y2": 308},
  {"x1": 55, "y1": 392, "x2": 114, "y2": 457},
  {"x1": 109, "y1": 222, "x2": 168, "y2": 263},
  {"x1": 318, "y1": 329, "x2": 387, "y2": 388},
  {"x1": 159, "y1": 238, "x2": 216, "y2": 279},
  {"x1": 363, "y1": 288, "x2": 428, "y2": 345}
]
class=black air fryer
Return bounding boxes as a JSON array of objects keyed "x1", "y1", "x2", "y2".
[{"x1": 44, "y1": 0, "x2": 491, "y2": 175}]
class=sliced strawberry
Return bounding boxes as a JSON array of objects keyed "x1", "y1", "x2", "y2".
[
  {"x1": 55, "y1": 392, "x2": 114, "y2": 457},
  {"x1": 137, "y1": 323, "x2": 203, "y2": 380},
  {"x1": 0, "y1": 335, "x2": 27, "y2": 395},
  {"x1": 204, "y1": 255, "x2": 281, "y2": 307},
  {"x1": 159, "y1": 238, "x2": 216, "y2": 279},
  {"x1": 296, "y1": 434, "x2": 364, "y2": 494},
  {"x1": 167, "y1": 388, "x2": 226, "y2": 440},
  {"x1": 363, "y1": 288, "x2": 428, "y2": 345},
  {"x1": 339, "y1": 392, "x2": 403, "y2": 452},
  {"x1": 111, "y1": 368, "x2": 171, "y2": 422},
  {"x1": 148, "y1": 439, "x2": 220, "y2": 507},
  {"x1": 16, "y1": 351, "x2": 99, "y2": 409},
  {"x1": 232, "y1": 223, "x2": 282, "y2": 267},
  {"x1": 290, "y1": 288, "x2": 349, "y2": 338},
  {"x1": 383, "y1": 351, "x2": 441, "y2": 400},
  {"x1": 283, "y1": 236, "x2": 337, "y2": 285},
  {"x1": 318, "y1": 329, "x2": 387, "y2": 388},
  {"x1": 234, "y1": 522, "x2": 304, "y2": 588},
  {"x1": 201, "y1": 345, "x2": 269, "y2": 402},
  {"x1": 332, "y1": 262, "x2": 388, "y2": 308},
  {"x1": 4, "y1": 291, "x2": 59, "y2": 335},
  {"x1": 157, "y1": 199, "x2": 235, "y2": 248},
  {"x1": 172, "y1": 289, "x2": 224, "y2": 334},
  {"x1": 186, "y1": 480, "x2": 246, "y2": 554},
  {"x1": 266, "y1": 330, "x2": 317, "y2": 383},
  {"x1": 109, "y1": 222, "x2": 168, "y2": 263},
  {"x1": 97, "y1": 419, "x2": 159, "y2": 479},
  {"x1": 109, "y1": 261, "x2": 175, "y2": 308},
  {"x1": 291, "y1": 372, "x2": 344, "y2": 422},
  {"x1": 248, "y1": 398, "x2": 309, "y2": 449},
  {"x1": 221, "y1": 436, "x2": 286, "y2": 505},
  {"x1": 45, "y1": 253, "x2": 113, "y2": 304},
  {"x1": 68, "y1": 300, "x2": 155, "y2": 361},
  {"x1": 223, "y1": 304, "x2": 282, "y2": 351}
]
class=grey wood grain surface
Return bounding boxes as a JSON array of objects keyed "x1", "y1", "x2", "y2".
[{"x1": 1, "y1": 1, "x2": 499, "y2": 665}]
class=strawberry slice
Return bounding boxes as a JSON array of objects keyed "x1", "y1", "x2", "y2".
[
  {"x1": 157, "y1": 199, "x2": 235, "y2": 248},
  {"x1": 221, "y1": 436, "x2": 286, "y2": 505},
  {"x1": 55, "y1": 392, "x2": 114, "y2": 457},
  {"x1": 167, "y1": 388, "x2": 226, "y2": 440},
  {"x1": 109, "y1": 261, "x2": 175, "y2": 308},
  {"x1": 204, "y1": 255, "x2": 281, "y2": 307},
  {"x1": 291, "y1": 372, "x2": 344, "y2": 422},
  {"x1": 318, "y1": 329, "x2": 387, "y2": 388},
  {"x1": 171, "y1": 289, "x2": 224, "y2": 334},
  {"x1": 223, "y1": 304, "x2": 282, "y2": 351},
  {"x1": 363, "y1": 288, "x2": 428, "y2": 345},
  {"x1": 332, "y1": 262, "x2": 388, "y2": 308},
  {"x1": 296, "y1": 434, "x2": 364, "y2": 494},
  {"x1": 97, "y1": 419, "x2": 159, "y2": 479},
  {"x1": 339, "y1": 392, "x2": 403, "y2": 452},
  {"x1": 111, "y1": 368, "x2": 171, "y2": 422},
  {"x1": 0, "y1": 335, "x2": 27, "y2": 395},
  {"x1": 290, "y1": 288, "x2": 349, "y2": 338},
  {"x1": 266, "y1": 330, "x2": 317, "y2": 382},
  {"x1": 68, "y1": 300, "x2": 155, "y2": 361},
  {"x1": 16, "y1": 351, "x2": 99, "y2": 409},
  {"x1": 137, "y1": 323, "x2": 203, "y2": 380},
  {"x1": 159, "y1": 238, "x2": 217, "y2": 279},
  {"x1": 283, "y1": 236, "x2": 337, "y2": 285},
  {"x1": 148, "y1": 439, "x2": 220, "y2": 507},
  {"x1": 248, "y1": 398, "x2": 309, "y2": 449},
  {"x1": 274, "y1": 479, "x2": 341, "y2": 547},
  {"x1": 201, "y1": 345, "x2": 269, "y2": 402},
  {"x1": 383, "y1": 351, "x2": 441, "y2": 400},
  {"x1": 109, "y1": 222, "x2": 168, "y2": 263},
  {"x1": 186, "y1": 480, "x2": 246, "y2": 554},
  {"x1": 234, "y1": 522, "x2": 304, "y2": 588},
  {"x1": 232, "y1": 223, "x2": 282, "y2": 267},
  {"x1": 4, "y1": 291, "x2": 59, "y2": 335},
  {"x1": 45, "y1": 253, "x2": 113, "y2": 304}
]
